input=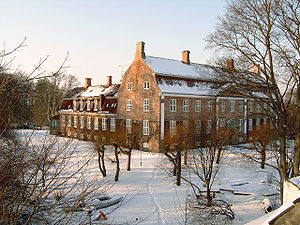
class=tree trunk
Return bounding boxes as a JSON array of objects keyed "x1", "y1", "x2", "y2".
[
  {"x1": 216, "y1": 147, "x2": 222, "y2": 164},
  {"x1": 176, "y1": 150, "x2": 181, "y2": 186},
  {"x1": 293, "y1": 134, "x2": 300, "y2": 177},
  {"x1": 97, "y1": 150, "x2": 106, "y2": 177},
  {"x1": 184, "y1": 149, "x2": 188, "y2": 165},
  {"x1": 126, "y1": 150, "x2": 132, "y2": 171},
  {"x1": 279, "y1": 136, "x2": 288, "y2": 204},
  {"x1": 114, "y1": 145, "x2": 120, "y2": 182},
  {"x1": 206, "y1": 181, "x2": 212, "y2": 207},
  {"x1": 261, "y1": 146, "x2": 266, "y2": 169},
  {"x1": 173, "y1": 157, "x2": 177, "y2": 176}
]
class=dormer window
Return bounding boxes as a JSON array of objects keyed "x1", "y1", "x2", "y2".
[
  {"x1": 73, "y1": 100, "x2": 77, "y2": 111},
  {"x1": 144, "y1": 81, "x2": 150, "y2": 89},
  {"x1": 86, "y1": 100, "x2": 91, "y2": 111},
  {"x1": 127, "y1": 82, "x2": 132, "y2": 90},
  {"x1": 80, "y1": 100, "x2": 84, "y2": 111},
  {"x1": 94, "y1": 99, "x2": 98, "y2": 111}
]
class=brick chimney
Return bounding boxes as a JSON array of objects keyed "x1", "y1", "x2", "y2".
[
  {"x1": 106, "y1": 75, "x2": 112, "y2": 87},
  {"x1": 84, "y1": 78, "x2": 92, "y2": 89},
  {"x1": 252, "y1": 64, "x2": 260, "y2": 75},
  {"x1": 182, "y1": 50, "x2": 190, "y2": 64},
  {"x1": 226, "y1": 59, "x2": 234, "y2": 71},
  {"x1": 135, "y1": 41, "x2": 145, "y2": 60}
]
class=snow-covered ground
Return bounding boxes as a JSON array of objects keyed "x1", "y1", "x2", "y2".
[{"x1": 18, "y1": 130, "x2": 281, "y2": 225}]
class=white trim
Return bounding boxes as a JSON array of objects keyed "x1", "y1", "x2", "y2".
[
  {"x1": 59, "y1": 111, "x2": 117, "y2": 116},
  {"x1": 163, "y1": 93, "x2": 216, "y2": 99},
  {"x1": 160, "y1": 95, "x2": 165, "y2": 140},
  {"x1": 215, "y1": 96, "x2": 247, "y2": 100}
]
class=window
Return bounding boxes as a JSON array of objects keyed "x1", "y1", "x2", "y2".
[
  {"x1": 126, "y1": 99, "x2": 132, "y2": 111},
  {"x1": 74, "y1": 116, "x2": 78, "y2": 128},
  {"x1": 183, "y1": 100, "x2": 189, "y2": 112},
  {"x1": 80, "y1": 116, "x2": 85, "y2": 129},
  {"x1": 94, "y1": 118, "x2": 99, "y2": 130},
  {"x1": 144, "y1": 81, "x2": 150, "y2": 89},
  {"x1": 67, "y1": 116, "x2": 72, "y2": 127},
  {"x1": 219, "y1": 118, "x2": 225, "y2": 128},
  {"x1": 239, "y1": 119, "x2": 243, "y2": 132},
  {"x1": 102, "y1": 118, "x2": 107, "y2": 131},
  {"x1": 195, "y1": 120, "x2": 201, "y2": 134},
  {"x1": 80, "y1": 101, "x2": 84, "y2": 111},
  {"x1": 87, "y1": 100, "x2": 91, "y2": 111},
  {"x1": 170, "y1": 99, "x2": 176, "y2": 112},
  {"x1": 249, "y1": 102, "x2": 253, "y2": 112},
  {"x1": 256, "y1": 118, "x2": 260, "y2": 127},
  {"x1": 220, "y1": 101, "x2": 225, "y2": 112},
  {"x1": 127, "y1": 82, "x2": 132, "y2": 90},
  {"x1": 143, "y1": 142, "x2": 149, "y2": 149},
  {"x1": 143, "y1": 99, "x2": 150, "y2": 112},
  {"x1": 256, "y1": 103, "x2": 261, "y2": 112},
  {"x1": 73, "y1": 100, "x2": 77, "y2": 110},
  {"x1": 110, "y1": 118, "x2": 116, "y2": 131},
  {"x1": 126, "y1": 119, "x2": 132, "y2": 133},
  {"x1": 143, "y1": 120, "x2": 149, "y2": 135},
  {"x1": 263, "y1": 103, "x2": 268, "y2": 112},
  {"x1": 248, "y1": 119, "x2": 253, "y2": 131},
  {"x1": 61, "y1": 115, "x2": 66, "y2": 127},
  {"x1": 195, "y1": 100, "x2": 201, "y2": 112},
  {"x1": 239, "y1": 100, "x2": 244, "y2": 112},
  {"x1": 170, "y1": 121, "x2": 176, "y2": 136},
  {"x1": 183, "y1": 120, "x2": 189, "y2": 129},
  {"x1": 207, "y1": 100, "x2": 213, "y2": 112},
  {"x1": 207, "y1": 120, "x2": 212, "y2": 133},
  {"x1": 264, "y1": 118, "x2": 268, "y2": 125},
  {"x1": 87, "y1": 117, "x2": 91, "y2": 130},
  {"x1": 229, "y1": 100, "x2": 235, "y2": 112},
  {"x1": 94, "y1": 99, "x2": 98, "y2": 111}
]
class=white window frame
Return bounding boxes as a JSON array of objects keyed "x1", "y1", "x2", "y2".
[
  {"x1": 86, "y1": 100, "x2": 91, "y2": 111},
  {"x1": 94, "y1": 117, "x2": 99, "y2": 130},
  {"x1": 183, "y1": 99, "x2": 189, "y2": 112},
  {"x1": 206, "y1": 120, "x2": 212, "y2": 133},
  {"x1": 61, "y1": 115, "x2": 66, "y2": 127},
  {"x1": 143, "y1": 120, "x2": 150, "y2": 135},
  {"x1": 219, "y1": 118, "x2": 225, "y2": 128},
  {"x1": 94, "y1": 99, "x2": 98, "y2": 111},
  {"x1": 143, "y1": 99, "x2": 150, "y2": 112},
  {"x1": 195, "y1": 120, "x2": 201, "y2": 134},
  {"x1": 73, "y1": 100, "x2": 77, "y2": 111},
  {"x1": 170, "y1": 99, "x2": 176, "y2": 112},
  {"x1": 102, "y1": 118, "x2": 107, "y2": 131},
  {"x1": 248, "y1": 118, "x2": 253, "y2": 131},
  {"x1": 183, "y1": 120, "x2": 189, "y2": 129},
  {"x1": 249, "y1": 101, "x2": 253, "y2": 113},
  {"x1": 195, "y1": 100, "x2": 201, "y2": 112},
  {"x1": 87, "y1": 117, "x2": 91, "y2": 130},
  {"x1": 110, "y1": 118, "x2": 116, "y2": 131},
  {"x1": 239, "y1": 119, "x2": 243, "y2": 132},
  {"x1": 127, "y1": 82, "x2": 132, "y2": 90},
  {"x1": 126, "y1": 99, "x2": 132, "y2": 111},
  {"x1": 143, "y1": 81, "x2": 150, "y2": 89},
  {"x1": 80, "y1": 101, "x2": 84, "y2": 111},
  {"x1": 220, "y1": 101, "x2": 225, "y2": 112},
  {"x1": 170, "y1": 120, "x2": 176, "y2": 136},
  {"x1": 74, "y1": 116, "x2": 78, "y2": 128},
  {"x1": 80, "y1": 116, "x2": 85, "y2": 129},
  {"x1": 256, "y1": 103, "x2": 261, "y2": 112},
  {"x1": 239, "y1": 100, "x2": 244, "y2": 112},
  {"x1": 207, "y1": 100, "x2": 213, "y2": 112},
  {"x1": 229, "y1": 100, "x2": 235, "y2": 112},
  {"x1": 256, "y1": 118, "x2": 260, "y2": 127},
  {"x1": 67, "y1": 115, "x2": 72, "y2": 127},
  {"x1": 126, "y1": 119, "x2": 132, "y2": 133}
]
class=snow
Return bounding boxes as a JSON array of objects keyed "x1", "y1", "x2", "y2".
[
  {"x1": 144, "y1": 56, "x2": 224, "y2": 80},
  {"x1": 16, "y1": 130, "x2": 283, "y2": 225},
  {"x1": 78, "y1": 85, "x2": 117, "y2": 97},
  {"x1": 290, "y1": 176, "x2": 300, "y2": 188},
  {"x1": 158, "y1": 79, "x2": 227, "y2": 96}
]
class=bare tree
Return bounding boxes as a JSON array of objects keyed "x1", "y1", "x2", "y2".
[{"x1": 207, "y1": 0, "x2": 300, "y2": 202}]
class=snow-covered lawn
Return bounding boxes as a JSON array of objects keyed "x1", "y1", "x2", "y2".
[{"x1": 18, "y1": 130, "x2": 280, "y2": 225}]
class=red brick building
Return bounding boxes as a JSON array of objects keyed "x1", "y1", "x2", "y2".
[{"x1": 57, "y1": 41, "x2": 269, "y2": 152}]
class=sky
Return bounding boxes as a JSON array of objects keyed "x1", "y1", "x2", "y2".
[{"x1": 0, "y1": 0, "x2": 227, "y2": 85}]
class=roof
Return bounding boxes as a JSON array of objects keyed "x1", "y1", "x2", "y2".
[
  {"x1": 144, "y1": 56, "x2": 226, "y2": 81},
  {"x1": 75, "y1": 84, "x2": 119, "y2": 98}
]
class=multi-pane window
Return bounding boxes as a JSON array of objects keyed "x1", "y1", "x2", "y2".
[
  {"x1": 127, "y1": 82, "x2": 132, "y2": 90},
  {"x1": 170, "y1": 121, "x2": 176, "y2": 136},
  {"x1": 195, "y1": 100, "x2": 201, "y2": 112},
  {"x1": 239, "y1": 100, "x2": 244, "y2": 112},
  {"x1": 183, "y1": 100, "x2": 189, "y2": 112},
  {"x1": 94, "y1": 99, "x2": 98, "y2": 111},
  {"x1": 256, "y1": 103, "x2": 261, "y2": 112},
  {"x1": 229, "y1": 100, "x2": 235, "y2": 112},
  {"x1": 80, "y1": 116, "x2": 85, "y2": 129},
  {"x1": 249, "y1": 102, "x2": 253, "y2": 112},
  {"x1": 195, "y1": 120, "x2": 201, "y2": 134},
  {"x1": 256, "y1": 118, "x2": 260, "y2": 127},
  {"x1": 144, "y1": 81, "x2": 150, "y2": 89},
  {"x1": 143, "y1": 120, "x2": 149, "y2": 135},
  {"x1": 86, "y1": 100, "x2": 91, "y2": 111},
  {"x1": 170, "y1": 99, "x2": 176, "y2": 112},
  {"x1": 87, "y1": 117, "x2": 91, "y2": 130},
  {"x1": 67, "y1": 116, "x2": 72, "y2": 127},
  {"x1": 126, "y1": 99, "x2": 132, "y2": 111},
  {"x1": 206, "y1": 120, "x2": 212, "y2": 133},
  {"x1": 73, "y1": 100, "x2": 77, "y2": 110},
  {"x1": 80, "y1": 101, "x2": 84, "y2": 111},
  {"x1": 126, "y1": 119, "x2": 132, "y2": 133},
  {"x1": 219, "y1": 118, "x2": 225, "y2": 128},
  {"x1": 94, "y1": 118, "x2": 99, "y2": 130},
  {"x1": 219, "y1": 101, "x2": 225, "y2": 112},
  {"x1": 264, "y1": 118, "x2": 268, "y2": 125},
  {"x1": 183, "y1": 120, "x2": 189, "y2": 129},
  {"x1": 102, "y1": 118, "x2": 107, "y2": 131},
  {"x1": 110, "y1": 118, "x2": 116, "y2": 131},
  {"x1": 248, "y1": 119, "x2": 253, "y2": 131},
  {"x1": 74, "y1": 116, "x2": 78, "y2": 128},
  {"x1": 263, "y1": 103, "x2": 268, "y2": 112},
  {"x1": 239, "y1": 119, "x2": 243, "y2": 132},
  {"x1": 143, "y1": 99, "x2": 150, "y2": 112},
  {"x1": 207, "y1": 100, "x2": 213, "y2": 112},
  {"x1": 61, "y1": 115, "x2": 66, "y2": 127}
]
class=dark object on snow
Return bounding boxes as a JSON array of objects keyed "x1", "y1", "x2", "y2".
[
  {"x1": 262, "y1": 198, "x2": 273, "y2": 213},
  {"x1": 98, "y1": 196, "x2": 112, "y2": 201},
  {"x1": 93, "y1": 196, "x2": 123, "y2": 209}
]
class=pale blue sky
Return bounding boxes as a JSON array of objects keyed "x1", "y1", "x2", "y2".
[{"x1": 0, "y1": 0, "x2": 226, "y2": 85}]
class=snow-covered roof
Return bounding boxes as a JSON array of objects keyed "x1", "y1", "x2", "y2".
[
  {"x1": 158, "y1": 78, "x2": 227, "y2": 96},
  {"x1": 75, "y1": 84, "x2": 119, "y2": 98},
  {"x1": 144, "y1": 56, "x2": 225, "y2": 81}
]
